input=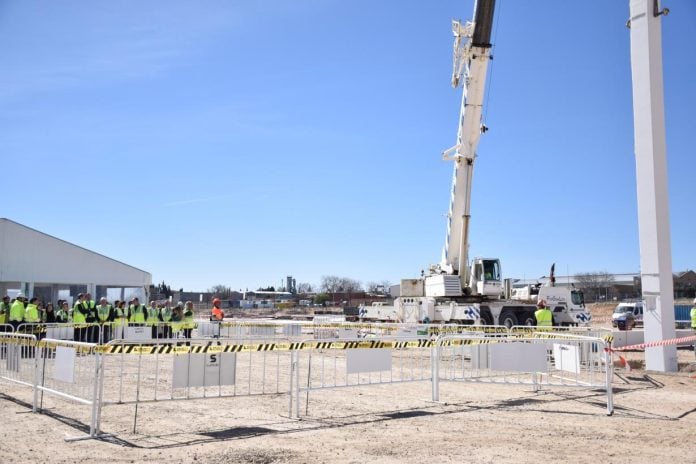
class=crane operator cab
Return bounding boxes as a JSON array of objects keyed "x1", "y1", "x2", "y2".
[{"x1": 470, "y1": 258, "x2": 502, "y2": 298}]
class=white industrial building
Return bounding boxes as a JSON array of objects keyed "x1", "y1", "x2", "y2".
[{"x1": 0, "y1": 218, "x2": 151, "y2": 305}]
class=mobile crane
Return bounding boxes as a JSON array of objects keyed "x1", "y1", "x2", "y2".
[{"x1": 360, "y1": 0, "x2": 591, "y2": 327}]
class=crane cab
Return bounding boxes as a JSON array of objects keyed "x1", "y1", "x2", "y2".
[{"x1": 469, "y1": 258, "x2": 502, "y2": 298}]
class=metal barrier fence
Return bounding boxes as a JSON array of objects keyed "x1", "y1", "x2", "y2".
[
  {"x1": 290, "y1": 337, "x2": 435, "y2": 418},
  {"x1": 0, "y1": 326, "x2": 616, "y2": 441},
  {"x1": 0, "y1": 333, "x2": 37, "y2": 388},
  {"x1": 34, "y1": 338, "x2": 102, "y2": 439},
  {"x1": 0, "y1": 324, "x2": 14, "y2": 333},
  {"x1": 436, "y1": 332, "x2": 613, "y2": 415}
]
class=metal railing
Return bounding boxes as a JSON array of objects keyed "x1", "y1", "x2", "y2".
[
  {"x1": 436, "y1": 331, "x2": 613, "y2": 415},
  {"x1": 0, "y1": 324, "x2": 616, "y2": 441}
]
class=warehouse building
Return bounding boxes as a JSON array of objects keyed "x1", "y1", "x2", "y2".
[{"x1": 0, "y1": 218, "x2": 151, "y2": 306}]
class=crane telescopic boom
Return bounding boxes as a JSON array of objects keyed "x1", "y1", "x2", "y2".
[{"x1": 430, "y1": 0, "x2": 499, "y2": 297}]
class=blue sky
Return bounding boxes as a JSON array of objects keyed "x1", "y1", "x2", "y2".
[{"x1": 1, "y1": 1, "x2": 694, "y2": 292}]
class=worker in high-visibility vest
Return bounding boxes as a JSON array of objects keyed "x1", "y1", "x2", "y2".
[
  {"x1": 112, "y1": 300, "x2": 128, "y2": 339},
  {"x1": 160, "y1": 302, "x2": 173, "y2": 339},
  {"x1": 129, "y1": 297, "x2": 146, "y2": 325},
  {"x1": 95, "y1": 298, "x2": 113, "y2": 343},
  {"x1": 211, "y1": 298, "x2": 224, "y2": 321},
  {"x1": 9, "y1": 294, "x2": 26, "y2": 331},
  {"x1": 55, "y1": 301, "x2": 70, "y2": 323},
  {"x1": 146, "y1": 301, "x2": 161, "y2": 339},
  {"x1": 534, "y1": 300, "x2": 553, "y2": 330},
  {"x1": 0, "y1": 295, "x2": 11, "y2": 327},
  {"x1": 183, "y1": 301, "x2": 195, "y2": 340},
  {"x1": 24, "y1": 297, "x2": 41, "y2": 323},
  {"x1": 72, "y1": 293, "x2": 90, "y2": 342},
  {"x1": 170, "y1": 302, "x2": 184, "y2": 338}
]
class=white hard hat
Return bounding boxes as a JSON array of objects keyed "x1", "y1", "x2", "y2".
[
  {"x1": 693, "y1": 297, "x2": 696, "y2": 305},
  {"x1": 16, "y1": 293, "x2": 25, "y2": 299}
]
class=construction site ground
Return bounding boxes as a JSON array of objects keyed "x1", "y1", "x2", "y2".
[
  {"x1": 2, "y1": 303, "x2": 695, "y2": 463},
  {"x1": 2, "y1": 353, "x2": 695, "y2": 463}
]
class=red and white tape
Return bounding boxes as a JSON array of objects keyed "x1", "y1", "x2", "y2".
[
  {"x1": 606, "y1": 334, "x2": 696, "y2": 371},
  {"x1": 610, "y1": 335, "x2": 696, "y2": 352}
]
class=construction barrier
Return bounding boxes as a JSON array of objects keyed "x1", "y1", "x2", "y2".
[
  {"x1": 435, "y1": 332, "x2": 614, "y2": 415},
  {"x1": 0, "y1": 333, "x2": 37, "y2": 388},
  {"x1": 33, "y1": 338, "x2": 102, "y2": 440},
  {"x1": 0, "y1": 326, "x2": 621, "y2": 440},
  {"x1": 609, "y1": 334, "x2": 696, "y2": 351}
]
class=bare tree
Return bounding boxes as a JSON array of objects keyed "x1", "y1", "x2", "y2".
[
  {"x1": 297, "y1": 282, "x2": 313, "y2": 294},
  {"x1": 320, "y1": 275, "x2": 342, "y2": 294},
  {"x1": 208, "y1": 284, "x2": 233, "y2": 298},
  {"x1": 573, "y1": 272, "x2": 615, "y2": 302}
]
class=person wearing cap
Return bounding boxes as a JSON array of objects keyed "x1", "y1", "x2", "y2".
[
  {"x1": 9, "y1": 294, "x2": 26, "y2": 331},
  {"x1": 0, "y1": 295, "x2": 10, "y2": 328},
  {"x1": 210, "y1": 298, "x2": 224, "y2": 322},
  {"x1": 534, "y1": 299, "x2": 553, "y2": 330},
  {"x1": 55, "y1": 301, "x2": 70, "y2": 323}
]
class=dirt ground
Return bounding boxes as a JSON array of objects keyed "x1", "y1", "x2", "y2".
[{"x1": 2, "y1": 358, "x2": 696, "y2": 464}]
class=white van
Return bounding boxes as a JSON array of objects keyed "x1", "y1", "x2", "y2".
[{"x1": 612, "y1": 301, "x2": 644, "y2": 328}]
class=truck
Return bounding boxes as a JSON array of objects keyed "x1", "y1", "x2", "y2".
[{"x1": 359, "y1": 0, "x2": 591, "y2": 327}]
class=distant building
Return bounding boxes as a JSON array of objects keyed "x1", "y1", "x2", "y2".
[{"x1": 0, "y1": 218, "x2": 151, "y2": 305}]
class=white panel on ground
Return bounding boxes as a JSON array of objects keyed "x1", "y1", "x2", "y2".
[
  {"x1": 53, "y1": 346, "x2": 76, "y2": 383},
  {"x1": 337, "y1": 328, "x2": 358, "y2": 339},
  {"x1": 346, "y1": 348, "x2": 392, "y2": 374},
  {"x1": 6, "y1": 344, "x2": 19, "y2": 372},
  {"x1": 196, "y1": 322, "x2": 219, "y2": 338},
  {"x1": 553, "y1": 343, "x2": 580, "y2": 374},
  {"x1": 470, "y1": 344, "x2": 489, "y2": 370},
  {"x1": 125, "y1": 326, "x2": 152, "y2": 341},
  {"x1": 489, "y1": 343, "x2": 547, "y2": 373},
  {"x1": 46, "y1": 326, "x2": 74, "y2": 340},
  {"x1": 394, "y1": 328, "x2": 421, "y2": 339},
  {"x1": 282, "y1": 324, "x2": 302, "y2": 336},
  {"x1": 172, "y1": 352, "x2": 236, "y2": 388}
]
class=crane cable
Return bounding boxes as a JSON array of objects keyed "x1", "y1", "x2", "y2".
[{"x1": 482, "y1": 0, "x2": 503, "y2": 122}]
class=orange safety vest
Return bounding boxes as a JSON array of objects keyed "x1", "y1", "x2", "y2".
[{"x1": 211, "y1": 307, "x2": 224, "y2": 321}]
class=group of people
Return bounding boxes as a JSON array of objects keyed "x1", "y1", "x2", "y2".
[{"x1": 0, "y1": 292, "x2": 198, "y2": 341}]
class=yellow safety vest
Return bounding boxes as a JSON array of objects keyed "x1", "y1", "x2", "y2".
[
  {"x1": 160, "y1": 307, "x2": 172, "y2": 322},
  {"x1": 129, "y1": 305, "x2": 146, "y2": 323},
  {"x1": 96, "y1": 305, "x2": 111, "y2": 322},
  {"x1": 535, "y1": 308, "x2": 553, "y2": 328},
  {"x1": 72, "y1": 302, "x2": 87, "y2": 324},
  {"x1": 690, "y1": 307, "x2": 696, "y2": 329},
  {"x1": 114, "y1": 307, "x2": 128, "y2": 326},
  {"x1": 183, "y1": 309, "x2": 194, "y2": 329},
  {"x1": 0, "y1": 302, "x2": 10, "y2": 324},
  {"x1": 146, "y1": 307, "x2": 160, "y2": 326},
  {"x1": 24, "y1": 304, "x2": 40, "y2": 323},
  {"x1": 10, "y1": 301, "x2": 25, "y2": 322}
]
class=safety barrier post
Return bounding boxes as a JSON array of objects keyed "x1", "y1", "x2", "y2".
[
  {"x1": 32, "y1": 340, "x2": 40, "y2": 413},
  {"x1": 293, "y1": 350, "x2": 300, "y2": 419},
  {"x1": 605, "y1": 341, "x2": 614, "y2": 416},
  {"x1": 430, "y1": 345, "x2": 440, "y2": 402}
]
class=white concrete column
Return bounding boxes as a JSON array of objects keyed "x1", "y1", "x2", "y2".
[{"x1": 628, "y1": 0, "x2": 677, "y2": 372}]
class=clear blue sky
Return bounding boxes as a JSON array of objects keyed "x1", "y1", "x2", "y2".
[{"x1": 1, "y1": 1, "x2": 694, "y2": 292}]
